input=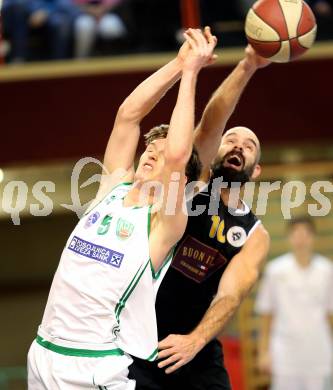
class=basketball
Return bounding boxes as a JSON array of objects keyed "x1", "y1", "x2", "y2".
[{"x1": 245, "y1": 0, "x2": 317, "y2": 62}]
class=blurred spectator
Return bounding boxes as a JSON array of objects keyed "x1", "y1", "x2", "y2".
[
  {"x1": 2, "y1": 0, "x2": 74, "y2": 62},
  {"x1": 255, "y1": 216, "x2": 333, "y2": 390},
  {"x1": 307, "y1": 0, "x2": 333, "y2": 16},
  {"x1": 307, "y1": 0, "x2": 333, "y2": 40},
  {"x1": 73, "y1": 0, "x2": 128, "y2": 58},
  {"x1": 2, "y1": 0, "x2": 29, "y2": 62},
  {"x1": 28, "y1": 0, "x2": 75, "y2": 59}
]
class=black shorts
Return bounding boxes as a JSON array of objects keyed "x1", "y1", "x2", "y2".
[{"x1": 128, "y1": 339, "x2": 231, "y2": 390}]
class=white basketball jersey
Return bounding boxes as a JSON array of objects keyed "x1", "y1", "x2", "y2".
[{"x1": 41, "y1": 183, "x2": 158, "y2": 360}]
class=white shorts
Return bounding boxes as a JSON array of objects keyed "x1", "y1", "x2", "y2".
[
  {"x1": 271, "y1": 374, "x2": 333, "y2": 390},
  {"x1": 27, "y1": 333, "x2": 135, "y2": 390}
]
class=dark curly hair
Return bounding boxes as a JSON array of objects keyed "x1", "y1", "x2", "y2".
[{"x1": 144, "y1": 124, "x2": 202, "y2": 182}]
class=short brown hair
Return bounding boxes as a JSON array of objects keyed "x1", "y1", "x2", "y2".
[
  {"x1": 287, "y1": 216, "x2": 316, "y2": 233},
  {"x1": 144, "y1": 124, "x2": 202, "y2": 182},
  {"x1": 144, "y1": 124, "x2": 169, "y2": 145}
]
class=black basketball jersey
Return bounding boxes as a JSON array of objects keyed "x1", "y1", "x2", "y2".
[{"x1": 156, "y1": 183, "x2": 259, "y2": 339}]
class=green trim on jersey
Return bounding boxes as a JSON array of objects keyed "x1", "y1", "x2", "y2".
[
  {"x1": 147, "y1": 205, "x2": 152, "y2": 237},
  {"x1": 83, "y1": 182, "x2": 133, "y2": 216},
  {"x1": 36, "y1": 335, "x2": 124, "y2": 358},
  {"x1": 147, "y1": 205, "x2": 158, "y2": 277},
  {"x1": 146, "y1": 348, "x2": 159, "y2": 362},
  {"x1": 115, "y1": 260, "x2": 150, "y2": 321},
  {"x1": 150, "y1": 246, "x2": 174, "y2": 280},
  {"x1": 114, "y1": 264, "x2": 143, "y2": 320},
  {"x1": 113, "y1": 182, "x2": 133, "y2": 187},
  {"x1": 115, "y1": 205, "x2": 153, "y2": 318}
]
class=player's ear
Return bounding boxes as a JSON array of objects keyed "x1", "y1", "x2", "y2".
[{"x1": 251, "y1": 164, "x2": 261, "y2": 180}]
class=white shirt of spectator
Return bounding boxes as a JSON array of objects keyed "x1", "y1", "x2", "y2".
[{"x1": 255, "y1": 253, "x2": 333, "y2": 376}]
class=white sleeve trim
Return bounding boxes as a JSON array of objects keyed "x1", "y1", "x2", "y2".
[{"x1": 248, "y1": 219, "x2": 262, "y2": 238}]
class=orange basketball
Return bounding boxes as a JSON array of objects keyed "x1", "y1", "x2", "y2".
[{"x1": 245, "y1": 0, "x2": 317, "y2": 62}]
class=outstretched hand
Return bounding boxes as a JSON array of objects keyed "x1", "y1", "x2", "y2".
[
  {"x1": 203, "y1": 26, "x2": 219, "y2": 66},
  {"x1": 157, "y1": 333, "x2": 204, "y2": 374},
  {"x1": 178, "y1": 26, "x2": 218, "y2": 65},
  {"x1": 178, "y1": 26, "x2": 218, "y2": 72}
]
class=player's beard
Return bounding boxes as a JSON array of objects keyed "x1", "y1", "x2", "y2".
[{"x1": 211, "y1": 153, "x2": 255, "y2": 187}]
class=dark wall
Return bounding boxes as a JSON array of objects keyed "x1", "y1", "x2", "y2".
[{"x1": 1, "y1": 57, "x2": 332, "y2": 165}]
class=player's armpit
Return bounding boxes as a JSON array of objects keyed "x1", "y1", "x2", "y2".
[{"x1": 149, "y1": 168, "x2": 188, "y2": 272}]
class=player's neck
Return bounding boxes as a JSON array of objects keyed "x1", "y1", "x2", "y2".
[
  {"x1": 220, "y1": 188, "x2": 244, "y2": 210},
  {"x1": 293, "y1": 250, "x2": 313, "y2": 268},
  {"x1": 123, "y1": 181, "x2": 160, "y2": 207}
]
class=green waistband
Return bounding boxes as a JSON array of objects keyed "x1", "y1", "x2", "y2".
[{"x1": 36, "y1": 335, "x2": 124, "y2": 358}]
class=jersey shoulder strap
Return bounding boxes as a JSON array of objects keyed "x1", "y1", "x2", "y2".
[{"x1": 84, "y1": 182, "x2": 133, "y2": 216}]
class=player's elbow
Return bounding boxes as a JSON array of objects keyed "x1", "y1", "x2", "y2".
[
  {"x1": 165, "y1": 154, "x2": 189, "y2": 170},
  {"x1": 239, "y1": 266, "x2": 260, "y2": 301},
  {"x1": 212, "y1": 294, "x2": 242, "y2": 320},
  {"x1": 164, "y1": 147, "x2": 191, "y2": 169},
  {"x1": 248, "y1": 267, "x2": 260, "y2": 287},
  {"x1": 116, "y1": 101, "x2": 140, "y2": 123}
]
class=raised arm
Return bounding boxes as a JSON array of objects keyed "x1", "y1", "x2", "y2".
[
  {"x1": 149, "y1": 29, "x2": 217, "y2": 271},
  {"x1": 194, "y1": 43, "x2": 271, "y2": 175},
  {"x1": 104, "y1": 59, "x2": 182, "y2": 176},
  {"x1": 158, "y1": 224, "x2": 270, "y2": 373},
  {"x1": 102, "y1": 36, "x2": 202, "y2": 180},
  {"x1": 88, "y1": 41, "x2": 196, "y2": 204}
]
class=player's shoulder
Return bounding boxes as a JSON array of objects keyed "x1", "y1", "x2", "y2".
[
  {"x1": 247, "y1": 222, "x2": 270, "y2": 243},
  {"x1": 313, "y1": 254, "x2": 333, "y2": 271},
  {"x1": 266, "y1": 253, "x2": 293, "y2": 274},
  {"x1": 110, "y1": 181, "x2": 133, "y2": 196},
  {"x1": 84, "y1": 180, "x2": 133, "y2": 216}
]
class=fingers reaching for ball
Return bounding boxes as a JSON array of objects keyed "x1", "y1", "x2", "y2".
[
  {"x1": 182, "y1": 26, "x2": 218, "y2": 71},
  {"x1": 204, "y1": 26, "x2": 219, "y2": 64}
]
